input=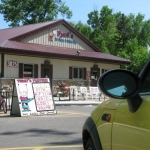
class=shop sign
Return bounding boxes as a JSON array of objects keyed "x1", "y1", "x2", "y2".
[
  {"x1": 11, "y1": 78, "x2": 56, "y2": 117},
  {"x1": 55, "y1": 37, "x2": 77, "y2": 44},
  {"x1": 49, "y1": 30, "x2": 77, "y2": 44},
  {"x1": 7, "y1": 60, "x2": 17, "y2": 67}
]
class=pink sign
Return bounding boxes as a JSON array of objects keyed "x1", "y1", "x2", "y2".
[
  {"x1": 32, "y1": 83, "x2": 53, "y2": 111},
  {"x1": 13, "y1": 78, "x2": 56, "y2": 116}
]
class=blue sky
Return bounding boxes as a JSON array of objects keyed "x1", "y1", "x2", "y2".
[{"x1": 0, "y1": 0, "x2": 150, "y2": 29}]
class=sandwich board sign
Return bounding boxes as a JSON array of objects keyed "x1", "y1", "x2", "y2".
[{"x1": 11, "y1": 78, "x2": 57, "y2": 116}]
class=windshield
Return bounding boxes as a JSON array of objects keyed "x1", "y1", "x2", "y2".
[
  {"x1": 141, "y1": 72, "x2": 150, "y2": 92},
  {"x1": 139, "y1": 58, "x2": 150, "y2": 93}
]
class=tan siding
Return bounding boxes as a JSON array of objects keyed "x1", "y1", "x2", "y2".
[
  {"x1": 4, "y1": 55, "x2": 120, "y2": 79},
  {"x1": 22, "y1": 25, "x2": 94, "y2": 51},
  {"x1": 4, "y1": 55, "x2": 18, "y2": 78},
  {"x1": 99, "y1": 63, "x2": 120, "y2": 75},
  {"x1": 4, "y1": 55, "x2": 41, "y2": 78},
  {"x1": 52, "y1": 60, "x2": 119, "y2": 80}
]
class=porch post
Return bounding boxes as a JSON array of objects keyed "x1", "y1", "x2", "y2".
[{"x1": 1, "y1": 53, "x2": 4, "y2": 77}]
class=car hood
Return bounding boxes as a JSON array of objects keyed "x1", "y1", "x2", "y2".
[{"x1": 91, "y1": 99, "x2": 122, "y2": 124}]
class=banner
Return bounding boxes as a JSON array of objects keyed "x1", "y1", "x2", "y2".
[{"x1": 11, "y1": 78, "x2": 56, "y2": 116}]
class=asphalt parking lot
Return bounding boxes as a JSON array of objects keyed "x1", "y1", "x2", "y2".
[{"x1": 0, "y1": 105, "x2": 96, "y2": 150}]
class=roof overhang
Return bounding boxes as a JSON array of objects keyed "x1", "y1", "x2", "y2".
[{"x1": 0, "y1": 42, "x2": 131, "y2": 65}]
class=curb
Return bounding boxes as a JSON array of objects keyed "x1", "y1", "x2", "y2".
[
  {"x1": 0, "y1": 101, "x2": 101, "y2": 117},
  {"x1": 54, "y1": 100, "x2": 101, "y2": 106}
]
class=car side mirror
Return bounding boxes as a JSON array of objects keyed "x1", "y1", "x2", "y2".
[{"x1": 98, "y1": 69, "x2": 143, "y2": 113}]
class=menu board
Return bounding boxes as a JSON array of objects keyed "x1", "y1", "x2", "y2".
[
  {"x1": 11, "y1": 78, "x2": 56, "y2": 116},
  {"x1": 32, "y1": 83, "x2": 54, "y2": 111}
]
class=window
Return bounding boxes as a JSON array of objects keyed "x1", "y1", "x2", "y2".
[
  {"x1": 141, "y1": 71, "x2": 150, "y2": 92},
  {"x1": 69, "y1": 67, "x2": 86, "y2": 79},
  {"x1": 91, "y1": 71, "x2": 98, "y2": 80},
  {"x1": 19, "y1": 63, "x2": 38, "y2": 78},
  {"x1": 23, "y1": 64, "x2": 33, "y2": 77},
  {"x1": 73, "y1": 67, "x2": 83, "y2": 79}
]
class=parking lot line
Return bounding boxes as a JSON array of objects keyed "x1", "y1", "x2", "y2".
[
  {"x1": 57, "y1": 111, "x2": 90, "y2": 116},
  {"x1": 0, "y1": 144, "x2": 83, "y2": 150}
]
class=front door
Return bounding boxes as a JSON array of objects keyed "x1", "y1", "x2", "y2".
[
  {"x1": 41, "y1": 64, "x2": 53, "y2": 87},
  {"x1": 90, "y1": 67, "x2": 100, "y2": 86}
]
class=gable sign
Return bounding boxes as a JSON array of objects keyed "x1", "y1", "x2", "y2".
[{"x1": 49, "y1": 30, "x2": 77, "y2": 44}]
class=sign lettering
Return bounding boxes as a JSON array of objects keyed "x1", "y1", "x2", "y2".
[{"x1": 12, "y1": 78, "x2": 56, "y2": 117}]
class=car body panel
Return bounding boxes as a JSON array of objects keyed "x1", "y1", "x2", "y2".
[
  {"x1": 82, "y1": 58, "x2": 150, "y2": 150},
  {"x1": 96, "y1": 109, "x2": 116, "y2": 150},
  {"x1": 91, "y1": 99, "x2": 120, "y2": 124},
  {"x1": 90, "y1": 96, "x2": 150, "y2": 150},
  {"x1": 90, "y1": 99, "x2": 121, "y2": 150},
  {"x1": 112, "y1": 95, "x2": 150, "y2": 150},
  {"x1": 82, "y1": 117, "x2": 102, "y2": 150}
]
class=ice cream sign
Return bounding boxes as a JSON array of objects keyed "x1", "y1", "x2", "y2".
[
  {"x1": 11, "y1": 78, "x2": 56, "y2": 117},
  {"x1": 49, "y1": 30, "x2": 77, "y2": 44}
]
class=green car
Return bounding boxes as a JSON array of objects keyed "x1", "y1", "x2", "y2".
[{"x1": 82, "y1": 58, "x2": 150, "y2": 150}]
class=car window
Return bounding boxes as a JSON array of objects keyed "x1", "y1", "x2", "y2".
[{"x1": 141, "y1": 71, "x2": 150, "y2": 92}]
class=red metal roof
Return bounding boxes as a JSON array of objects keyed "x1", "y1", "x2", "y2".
[
  {"x1": 0, "y1": 19, "x2": 130, "y2": 64},
  {"x1": 0, "y1": 20, "x2": 58, "y2": 43}
]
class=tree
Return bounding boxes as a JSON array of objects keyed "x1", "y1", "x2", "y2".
[
  {"x1": 0, "y1": 0, "x2": 72, "y2": 27},
  {"x1": 69, "y1": 21, "x2": 92, "y2": 40},
  {"x1": 87, "y1": 6, "x2": 117, "y2": 54},
  {"x1": 118, "y1": 38, "x2": 150, "y2": 74},
  {"x1": 89, "y1": 28, "x2": 109, "y2": 53},
  {"x1": 131, "y1": 13, "x2": 145, "y2": 40},
  {"x1": 138, "y1": 19, "x2": 150, "y2": 47},
  {"x1": 114, "y1": 13, "x2": 133, "y2": 51},
  {"x1": 85, "y1": 6, "x2": 150, "y2": 73}
]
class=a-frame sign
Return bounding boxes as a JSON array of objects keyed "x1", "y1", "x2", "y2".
[{"x1": 11, "y1": 78, "x2": 57, "y2": 116}]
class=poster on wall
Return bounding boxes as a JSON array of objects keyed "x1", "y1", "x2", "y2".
[{"x1": 11, "y1": 78, "x2": 57, "y2": 117}]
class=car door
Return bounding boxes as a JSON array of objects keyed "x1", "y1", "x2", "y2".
[
  {"x1": 112, "y1": 59, "x2": 150, "y2": 150},
  {"x1": 95, "y1": 100, "x2": 121, "y2": 150},
  {"x1": 112, "y1": 97, "x2": 150, "y2": 150}
]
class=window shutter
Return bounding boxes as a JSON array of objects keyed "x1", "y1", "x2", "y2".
[
  {"x1": 102, "y1": 69, "x2": 105, "y2": 74},
  {"x1": 50, "y1": 65, "x2": 53, "y2": 88},
  {"x1": 69, "y1": 67, "x2": 72, "y2": 79},
  {"x1": 97, "y1": 68, "x2": 100, "y2": 79},
  {"x1": 19, "y1": 63, "x2": 23, "y2": 78},
  {"x1": 34, "y1": 64, "x2": 38, "y2": 78},
  {"x1": 83, "y1": 68, "x2": 86, "y2": 79},
  {"x1": 41, "y1": 64, "x2": 44, "y2": 78},
  {"x1": 1, "y1": 53, "x2": 4, "y2": 77}
]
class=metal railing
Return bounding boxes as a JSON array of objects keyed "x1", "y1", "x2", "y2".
[{"x1": 0, "y1": 91, "x2": 12, "y2": 111}]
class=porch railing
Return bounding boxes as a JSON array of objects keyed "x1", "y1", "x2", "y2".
[{"x1": 0, "y1": 91, "x2": 12, "y2": 111}]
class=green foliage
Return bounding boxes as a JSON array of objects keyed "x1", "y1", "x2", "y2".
[
  {"x1": 138, "y1": 19, "x2": 150, "y2": 47},
  {"x1": 0, "y1": 0, "x2": 72, "y2": 27},
  {"x1": 89, "y1": 28, "x2": 109, "y2": 53},
  {"x1": 79, "y1": 6, "x2": 150, "y2": 74},
  {"x1": 1, "y1": 1, "x2": 150, "y2": 74},
  {"x1": 114, "y1": 13, "x2": 133, "y2": 50},
  {"x1": 87, "y1": 6, "x2": 117, "y2": 54},
  {"x1": 74, "y1": 21, "x2": 92, "y2": 40},
  {"x1": 118, "y1": 39, "x2": 150, "y2": 74}
]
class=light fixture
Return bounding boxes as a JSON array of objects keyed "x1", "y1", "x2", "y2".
[{"x1": 77, "y1": 50, "x2": 80, "y2": 55}]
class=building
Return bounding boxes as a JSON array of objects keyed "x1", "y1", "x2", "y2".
[{"x1": 0, "y1": 19, "x2": 130, "y2": 96}]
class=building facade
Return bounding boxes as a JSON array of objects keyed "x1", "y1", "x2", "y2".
[{"x1": 0, "y1": 19, "x2": 130, "y2": 95}]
